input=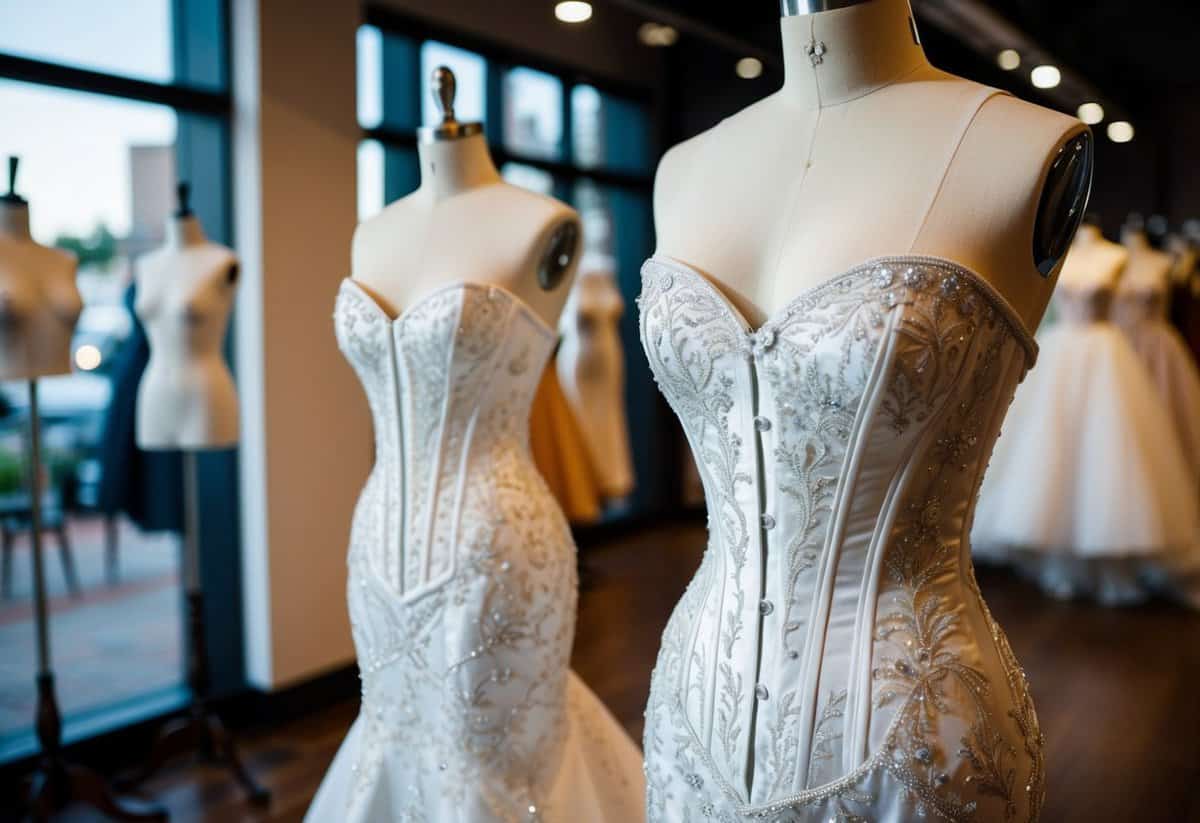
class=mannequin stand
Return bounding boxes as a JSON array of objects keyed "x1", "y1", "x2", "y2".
[
  {"x1": 21, "y1": 381, "x2": 167, "y2": 822},
  {"x1": 118, "y1": 452, "x2": 269, "y2": 806}
]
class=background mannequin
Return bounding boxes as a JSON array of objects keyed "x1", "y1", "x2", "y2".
[
  {"x1": 655, "y1": 0, "x2": 1091, "y2": 332},
  {"x1": 1121, "y1": 216, "x2": 1174, "y2": 294},
  {"x1": 352, "y1": 68, "x2": 580, "y2": 327},
  {"x1": 135, "y1": 183, "x2": 239, "y2": 450},
  {"x1": 556, "y1": 253, "x2": 635, "y2": 501},
  {"x1": 1061, "y1": 221, "x2": 1128, "y2": 293},
  {"x1": 0, "y1": 157, "x2": 82, "y2": 381}
]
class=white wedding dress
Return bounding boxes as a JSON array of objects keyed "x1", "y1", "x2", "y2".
[
  {"x1": 1113, "y1": 281, "x2": 1200, "y2": 488},
  {"x1": 308, "y1": 280, "x2": 645, "y2": 823},
  {"x1": 640, "y1": 255, "x2": 1046, "y2": 822},
  {"x1": 973, "y1": 279, "x2": 1200, "y2": 606}
]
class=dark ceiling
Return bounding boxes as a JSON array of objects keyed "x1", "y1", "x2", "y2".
[{"x1": 640, "y1": 0, "x2": 1200, "y2": 114}]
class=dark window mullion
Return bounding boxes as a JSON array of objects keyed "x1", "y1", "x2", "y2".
[{"x1": 0, "y1": 52, "x2": 229, "y2": 115}]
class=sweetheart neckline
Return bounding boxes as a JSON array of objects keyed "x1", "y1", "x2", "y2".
[
  {"x1": 339, "y1": 277, "x2": 558, "y2": 339},
  {"x1": 644, "y1": 253, "x2": 1039, "y2": 365}
]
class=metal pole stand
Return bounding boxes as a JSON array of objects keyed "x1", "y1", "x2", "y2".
[
  {"x1": 20, "y1": 381, "x2": 167, "y2": 822},
  {"x1": 118, "y1": 452, "x2": 269, "y2": 806}
]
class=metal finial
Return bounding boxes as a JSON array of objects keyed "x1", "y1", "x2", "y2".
[
  {"x1": 432, "y1": 66, "x2": 457, "y2": 124},
  {"x1": 175, "y1": 180, "x2": 193, "y2": 218},
  {"x1": 2, "y1": 156, "x2": 26, "y2": 205},
  {"x1": 419, "y1": 66, "x2": 483, "y2": 143}
]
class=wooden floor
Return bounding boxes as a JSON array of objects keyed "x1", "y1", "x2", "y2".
[{"x1": 51, "y1": 522, "x2": 1200, "y2": 822}]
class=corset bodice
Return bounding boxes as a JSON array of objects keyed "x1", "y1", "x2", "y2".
[
  {"x1": 1112, "y1": 283, "x2": 1168, "y2": 328},
  {"x1": 334, "y1": 279, "x2": 557, "y2": 598},
  {"x1": 1053, "y1": 281, "x2": 1115, "y2": 325},
  {"x1": 639, "y1": 255, "x2": 1045, "y2": 820}
]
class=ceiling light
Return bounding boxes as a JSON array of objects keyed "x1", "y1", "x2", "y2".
[
  {"x1": 74, "y1": 344, "x2": 102, "y2": 371},
  {"x1": 1107, "y1": 121, "x2": 1135, "y2": 143},
  {"x1": 997, "y1": 49, "x2": 1021, "y2": 71},
  {"x1": 1030, "y1": 65, "x2": 1061, "y2": 89},
  {"x1": 1077, "y1": 102, "x2": 1105, "y2": 125},
  {"x1": 555, "y1": 1, "x2": 592, "y2": 23},
  {"x1": 639, "y1": 22, "x2": 679, "y2": 47},
  {"x1": 736, "y1": 57, "x2": 763, "y2": 80}
]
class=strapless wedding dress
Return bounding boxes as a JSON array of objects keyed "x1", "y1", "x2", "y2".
[
  {"x1": 640, "y1": 255, "x2": 1045, "y2": 822},
  {"x1": 1113, "y1": 283, "x2": 1200, "y2": 488},
  {"x1": 307, "y1": 280, "x2": 645, "y2": 823},
  {"x1": 973, "y1": 281, "x2": 1200, "y2": 607}
]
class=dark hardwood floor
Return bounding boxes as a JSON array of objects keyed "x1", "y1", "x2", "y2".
[{"x1": 49, "y1": 523, "x2": 1200, "y2": 822}]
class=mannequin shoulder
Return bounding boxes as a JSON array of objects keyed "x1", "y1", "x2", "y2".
[{"x1": 482, "y1": 184, "x2": 581, "y2": 292}]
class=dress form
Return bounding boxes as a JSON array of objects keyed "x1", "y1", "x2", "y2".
[
  {"x1": 556, "y1": 254, "x2": 635, "y2": 499},
  {"x1": 352, "y1": 68, "x2": 581, "y2": 328},
  {"x1": 1060, "y1": 223, "x2": 1128, "y2": 293},
  {"x1": 135, "y1": 183, "x2": 239, "y2": 450},
  {"x1": 0, "y1": 158, "x2": 83, "y2": 381},
  {"x1": 654, "y1": 0, "x2": 1090, "y2": 332},
  {"x1": 1121, "y1": 227, "x2": 1173, "y2": 293}
]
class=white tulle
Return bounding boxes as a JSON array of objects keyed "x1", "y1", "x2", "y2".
[{"x1": 973, "y1": 291, "x2": 1200, "y2": 607}]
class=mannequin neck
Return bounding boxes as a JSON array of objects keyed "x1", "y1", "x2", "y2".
[
  {"x1": 781, "y1": 0, "x2": 927, "y2": 110},
  {"x1": 0, "y1": 202, "x2": 33, "y2": 242},
  {"x1": 165, "y1": 215, "x2": 208, "y2": 249},
  {"x1": 418, "y1": 134, "x2": 501, "y2": 201},
  {"x1": 1074, "y1": 224, "x2": 1102, "y2": 246},
  {"x1": 1122, "y1": 229, "x2": 1150, "y2": 252}
]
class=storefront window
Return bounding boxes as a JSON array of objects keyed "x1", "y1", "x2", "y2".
[
  {"x1": 0, "y1": 6, "x2": 233, "y2": 762},
  {"x1": 503, "y1": 67, "x2": 563, "y2": 161}
]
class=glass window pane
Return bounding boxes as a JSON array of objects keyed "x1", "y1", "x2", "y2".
[
  {"x1": 572, "y1": 85, "x2": 653, "y2": 175},
  {"x1": 502, "y1": 163, "x2": 555, "y2": 197},
  {"x1": 420, "y1": 41, "x2": 486, "y2": 128},
  {"x1": 0, "y1": 80, "x2": 187, "y2": 755},
  {"x1": 0, "y1": 0, "x2": 225, "y2": 89},
  {"x1": 358, "y1": 140, "x2": 386, "y2": 221},
  {"x1": 503, "y1": 68, "x2": 563, "y2": 161},
  {"x1": 357, "y1": 26, "x2": 384, "y2": 130}
]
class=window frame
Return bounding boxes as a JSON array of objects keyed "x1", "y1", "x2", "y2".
[{"x1": 0, "y1": 0, "x2": 242, "y2": 764}]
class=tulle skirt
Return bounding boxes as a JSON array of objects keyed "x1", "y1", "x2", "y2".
[
  {"x1": 1120, "y1": 319, "x2": 1200, "y2": 489},
  {"x1": 972, "y1": 322, "x2": 1200, "y2": 607},
  {"x1": 306, "y1": 672, "x2": 646, "y2": 823}
]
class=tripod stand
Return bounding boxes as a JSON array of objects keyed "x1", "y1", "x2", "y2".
[
  {"x1": 21, "y1": 380, "x2": 167, "y2": 822},
  {"x1": 117, "y1": 452, "x2": 269, "y2": 806}
]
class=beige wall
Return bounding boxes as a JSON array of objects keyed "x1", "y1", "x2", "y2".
[
  {"x1": 232, "y1": 0, "x2": 662, "y2": 691},
  {"x1": 234, "y1": 0, "x2": 367, "y2": 690}
]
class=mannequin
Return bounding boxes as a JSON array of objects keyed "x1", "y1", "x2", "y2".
[
  {"x1": 135, "y1": 183, "x2": 239, "y2": 450},
  {"x1": 1061, "y1": 221, "x2": 1128, "y2": 293},
  {"x1": 352, "y1": 68, "x2": 580, "y2": 326},
  {"x1": 655, "y1": 0, "x2": 1091, "y2": 332},
  {"x1": 1121, "y1": 220, "x2": 1173, "y2": 294},
  {"x1": 556, "y1": 253, "x2": 635, "y2": 500},
  {"x1": 312, "y1": 67, "x2": 646, "y2": 823},
  {"x1": 0, "y1": 157, "x2": 83, "y2": 381}
]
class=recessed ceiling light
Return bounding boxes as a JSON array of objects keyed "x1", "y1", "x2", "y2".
[
  {"x1": 639, "y1": 22, "x2": 679, "y2": 47},
  {"x1": 1077, "y1": 102, "x2": 1105, "y2": 125},
  {"x1": 736, "y1": 57, "x2": 763, "y2": 80},
  {"x1": 997, "y1": 49, "x2": 1021, "y2": 71},
  {"x1": 1030, "y1": 65, "x2": 1061, "y2": 89},
  {"x1": 74, "y1": 344, "x2": 102, "y2": 371},
  {"x1": 555, "y1": 1, "x2": 592, "y2": 23},
  {"x1": 1107, "y1": 121, "x2": 1135, "y2": 143}
]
